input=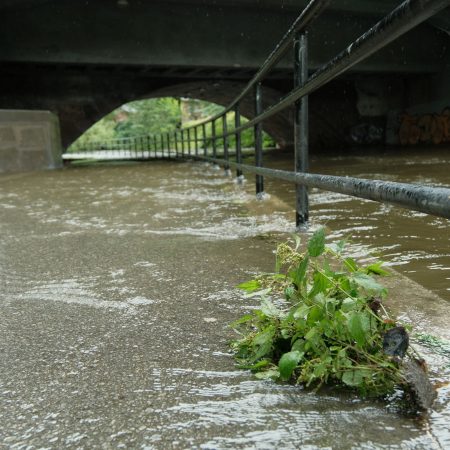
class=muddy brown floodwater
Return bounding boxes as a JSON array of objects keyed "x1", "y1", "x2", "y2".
[{"x1": 0, "y1": 148, "x2": 449, "y2": 449}]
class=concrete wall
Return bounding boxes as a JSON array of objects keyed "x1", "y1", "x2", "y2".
[{"x1": 0, "y1": 110, "x2": 62, "y2": 173}]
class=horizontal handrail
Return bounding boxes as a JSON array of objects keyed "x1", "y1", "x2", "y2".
[
  {"x1": 179, "y1": 0, "x2": 330, "y2": 131},
  {"x1": 195, "y1": 156, "x2": 450, "y2": 219},
  {"x1": 208, "y1": 0, "x2": 450, "y2": 139},
  {"x1": 69, "y1": 0, "x2": 450, "y2": 223}
]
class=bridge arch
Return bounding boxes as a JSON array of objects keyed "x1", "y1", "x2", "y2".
[{"x1": 65, "y1": 78, "x2": 360, "y2": 152}]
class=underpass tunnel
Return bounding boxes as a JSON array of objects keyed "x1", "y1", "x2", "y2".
[
  {"x1": 68, "y1": 93, "x2": 279, "y2": 154},
  {"x1": 64, "y1": 78, "x2": 365, "y2": 154}
]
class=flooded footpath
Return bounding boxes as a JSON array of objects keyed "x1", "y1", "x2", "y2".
[{"x1": 0, "y1": 151, "x2": 449, "y2": 449}]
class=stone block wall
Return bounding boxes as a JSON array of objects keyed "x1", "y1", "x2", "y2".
[{"x1": 0, "y1": 110, "x2": 62, "y2": 173}]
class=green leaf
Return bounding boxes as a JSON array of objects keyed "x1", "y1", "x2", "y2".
[
  {"x1": 291, "y1": 256, "x2": 309, "y2": 287},
  {"x1": 247, "y1": 359, "x2": 272, "y2": 371},
  {"x1": 291, "y1": 339, "x2": 305, "y2": 352},
  {"x1": 366, "y1": 262, "x2": 390, "y2": 276},
  {"x1": 293, "y1": 304, "x2": 309, "y2": 320},
  {"x1": 229, "y1": 314, "x2": 254, "y2": 328},
  {"x1": 307, "y1": 305, "x2": 323, "y2": 324},
  {"x1": 344, "y1": 257, "x2": 358, "y2": 272},
  {"x1": 347, "y1": 312, "x2": 366, "y2": 347},
  {"x1": 352, "y1": 273, "x2": 387, "y2": 296},
  {"x1": 284, "y1": 285, "x2": 296, "y2": 300},
  {"x1": 278, "y1": 351, "x2": 304, "y2": 380},
  {"x1": 341, "y1": 297, "x2": 357, "y2": 313},
  {"x1": 308, "y1": 271, "x2": 331, "y2": 298},
  {"x1": 308, "y1": 228, "x2": 326, "y2": 257},
  {"x1": 237, "y1": 279, "x2": 261, "y2": 292},
  {"x1": 252, "y1": 326, "x2": 275, "y2": 360},
  {"x1": 260, "y1": 298, "x2": 283, "y2": 318},
  {"x1": 342, "y1": 369, "x2": 371, "y2": 387}
]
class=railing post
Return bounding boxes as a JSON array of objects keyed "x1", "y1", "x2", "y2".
[
  {"x1": 294, "y1": 31, "x2": 309, "y2": 226},
  {"x1": 235, "y1": 103, "x2": 243, "y2": 182},
  {"x1": 174, "y1": 131, "x2": 179, "y2": 158},
  {"x1": 181, "y1": 129, "x2": 185, "y2": 157},
  {"x1": 254, "y1": 82, "x2": 264, "y2": 196},
  {"x1": 153, "y1": 135, "x2": 157, "y2": 158},
  {"x1": 194, "y1": 126, "x2": 199, "y2": 157},
  {"x1": 202, "y1": 123, "x2": 207, "y2": 156},
  {"x1": 212, "y1": 120, "x2": 217, "y2": 159},
  {"x1": 187, "y1": 128, "x2": 191, "y2": 156},
  {"x1": 222, "y1": 114, "x2": 230, "y2": 174},
  {"x1": 146, "y1": 135, "x2": 150, "y2": 159}
]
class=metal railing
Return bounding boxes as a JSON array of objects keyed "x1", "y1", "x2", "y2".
[{"x1": 69, "y1": 0, "x2": 450, "y2": 221}]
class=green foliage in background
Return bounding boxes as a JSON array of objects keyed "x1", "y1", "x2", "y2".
[
  {"x1": 69, "y1": 97, "x2": 276, "y2": 152},
  {"x1": 70, "y1": 98, "x2": 183, "y2": 151},
  {"x1": 230, "y1": 229, "x2": 415, "y2": 398}
]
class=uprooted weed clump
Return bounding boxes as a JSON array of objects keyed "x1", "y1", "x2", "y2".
[{"x1": 230, "y1": 229, "x2": 435, "y2": 407}]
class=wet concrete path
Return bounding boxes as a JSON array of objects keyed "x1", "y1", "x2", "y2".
[{"x1": 1, "y1": 160, "x2": 449, "y2": 449}]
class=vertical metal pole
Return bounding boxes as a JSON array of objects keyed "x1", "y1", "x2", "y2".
[
  {"x1": 194, "y1": 126, "x2": 199, "y2": 157},
  {"x1": 187, "y1": 128, "x2": 191, "y2": 156},
  {"x1": 181, "y1": 129, "x2": 185, "y2": 157},
  {"x1": 146, "y1": 136, "x2": 150, "y2": 159},
  {"x1": 294, "y1": 31, "x2": 309, "y2": 226},
  {"x1": 166, "y1": 133, "x2": 170, "y2": 159},
  {"x1": 174, "y1": 131, "x2": 179, "y2": 158},
  {"x1": 212, "y1": 120, "x2": 217, "y2": 159},
  {"x1": 153, "y1": 135, "x2": 157, "y2": 158},
  {"x1": 254, "y1": 82, "x2": 264, "y2": 196},
  {"x1": 235, "y1": 103, "x2": 243, "y2": 181},
  {"x1": 202, "y1": 123, "x2": 207, "y2": 156},
  {"x1": 222, "y1": 114, "x2": 229, "y2": 173}
]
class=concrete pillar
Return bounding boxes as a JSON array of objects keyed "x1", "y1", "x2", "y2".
[{"x1": 0, "y1": 110, "x2": 62, "y2": 173}]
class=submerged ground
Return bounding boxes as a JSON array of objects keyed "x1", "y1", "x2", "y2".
[{"x1": 0, "y1": 150, "x2": 449, "y2": 448}]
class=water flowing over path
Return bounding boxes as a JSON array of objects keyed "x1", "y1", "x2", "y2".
[{"x1": 0, "y1": 154, "x2": 449, "y2": 448}]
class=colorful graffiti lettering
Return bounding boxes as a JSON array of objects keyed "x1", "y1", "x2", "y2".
[{"x1": 398, "y1": 108, "x2": 450, "y2": 145}]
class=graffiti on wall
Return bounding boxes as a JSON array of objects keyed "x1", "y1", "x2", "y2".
[{"x1": 398, "y1": 108, "x2": 450, "y2": 145}]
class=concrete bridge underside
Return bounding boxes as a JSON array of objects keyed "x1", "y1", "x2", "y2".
[{"x1": 1, "y1": 0, "x2": 450, "y2": 150}]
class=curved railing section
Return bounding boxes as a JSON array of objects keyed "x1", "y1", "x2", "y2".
[{"x1": 69, "y1": 0, "x2": 450, "y2": 222}]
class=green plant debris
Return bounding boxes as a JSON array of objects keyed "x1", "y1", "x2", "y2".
[{"x1": 230, "y1": 229, "x2": 435, "y2": 407}]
